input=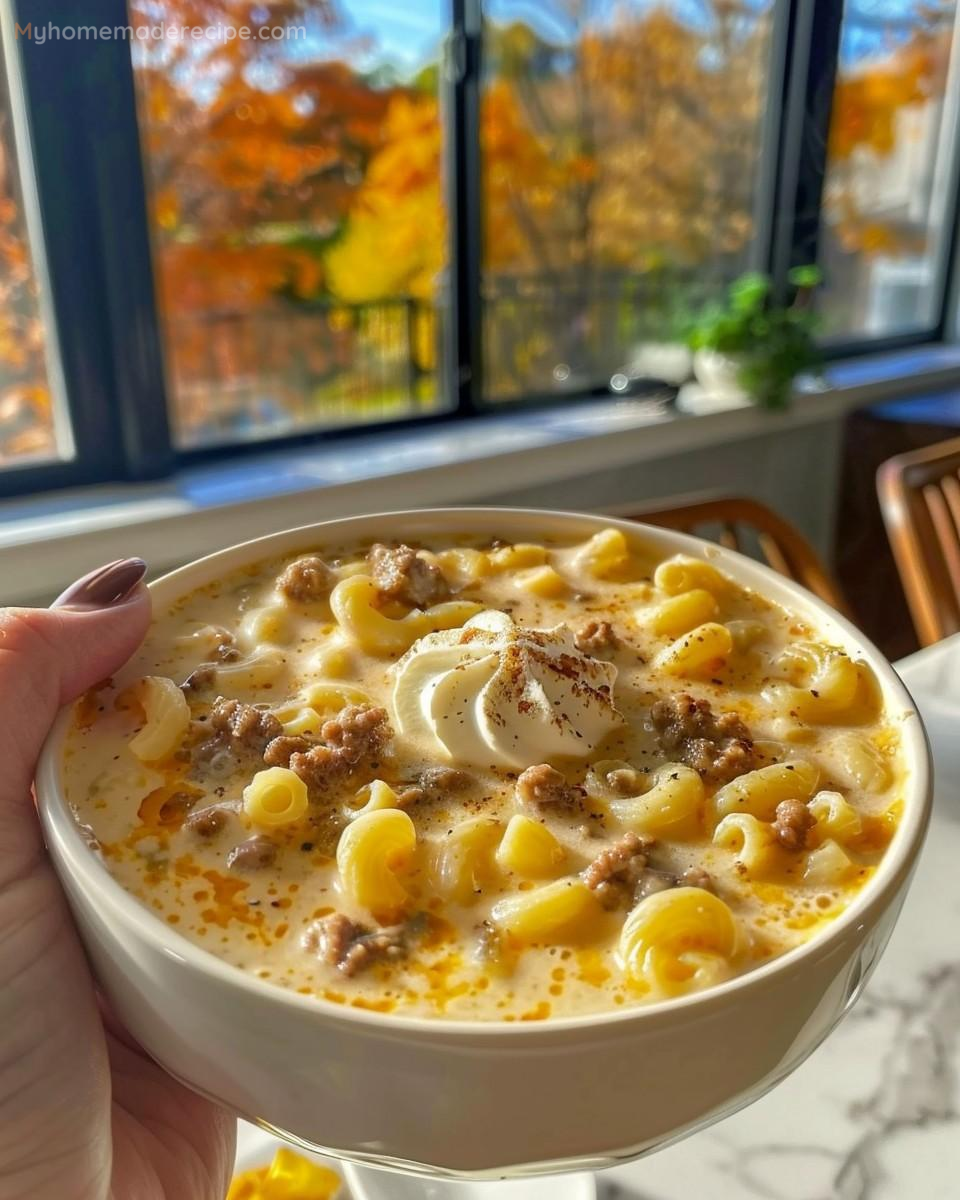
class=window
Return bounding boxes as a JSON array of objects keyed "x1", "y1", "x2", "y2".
[
  {"x1": 130, "y1": 1, "x2": 450, "y2": 448},
  {"x1": 817, "y1": 0, "x2": 960, "y2": 340},
  {"x1": 480, "y1": 0, "x2": 777, "y2": 402},
  {"x1": 0, "y1": 18, "x2": 68, "y2": 469},
  {"x1": 1, "y1": 1, "x2": 960, "y2": 497}
]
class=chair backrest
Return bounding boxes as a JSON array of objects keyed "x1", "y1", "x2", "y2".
[
  {"x1": 621, "y1": 494, "x2": 851, "y2": 618},
  {"x1": 877, "y1": 435, "x2": 960, "y2": 646}
]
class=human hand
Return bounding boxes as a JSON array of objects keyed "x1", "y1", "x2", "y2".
[{"x1": 0, "y1": 559, "x2": 236, "y2": 1200}]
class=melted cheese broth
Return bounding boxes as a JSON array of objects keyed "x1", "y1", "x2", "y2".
[{"x1": 63, "y1": 532, "x2": 906, "y2": 1021}]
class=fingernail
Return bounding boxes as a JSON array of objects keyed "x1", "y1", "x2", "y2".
[{"x1": 53, "y1": 558, "x2": 147, "y2": 610}]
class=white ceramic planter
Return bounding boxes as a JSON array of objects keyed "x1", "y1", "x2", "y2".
[
  {"x1": 627, "y1": 342, "x2": 693, "y2": 386},
  {"x1": 692, "y1": 348, "x2": 749, "y2": 399},
  {"x1": 36, "y1": 508, "x2": 931, "y2": 1179}
]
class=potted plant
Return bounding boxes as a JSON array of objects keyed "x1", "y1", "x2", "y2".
[{"x1": 686, "y1": 266, "x2": 822, "y2": 410}]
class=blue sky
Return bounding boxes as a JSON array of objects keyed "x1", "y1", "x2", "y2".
[{"x1": 303, "y1": 0, "x2": 951, "y2": 75}]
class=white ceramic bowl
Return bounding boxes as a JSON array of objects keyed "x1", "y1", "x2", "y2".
[{"x1": 36, "y1": 508, "x2": 931, "y2": 1179}]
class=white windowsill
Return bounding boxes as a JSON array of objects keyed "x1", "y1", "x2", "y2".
[{"x1": 2, "y1": 344, "x2": 960, "y2": 605}]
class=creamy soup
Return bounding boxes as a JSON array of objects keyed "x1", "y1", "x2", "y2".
[{"x1": 64, "y1": 528, "x2": 906, "y2": 1021}]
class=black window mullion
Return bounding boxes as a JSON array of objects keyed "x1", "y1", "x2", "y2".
[
  {"x1": 445, "y1": 0, "x2": 483, "y2": 415},
  {"x1": 768, "y1": 0, "x2": 843, "y2": 303},
  {"x1": 0, "y1": 1, "x2": 123, "y2": 497},
  {"x1": 86, "y1": 0, "x2": 173, "y2": 479},
  {"x1": 748, "y1": 0, "x2": 795, "y2": 277},
  {"x1": 11, "y1": 0, "x2": 172, "y2": 492}
]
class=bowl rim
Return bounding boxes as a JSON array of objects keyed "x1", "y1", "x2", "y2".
[{"x1": 36, "y1": 505, "x2": 932, "y2": 1038}]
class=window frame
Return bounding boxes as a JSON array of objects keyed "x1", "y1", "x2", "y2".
[{"x1": 0, "y1": 0, "x2": 958, "y2": 494}]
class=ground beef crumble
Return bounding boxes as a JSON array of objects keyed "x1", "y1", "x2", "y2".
[
  {"x1": 678, "y1": 865, "x2": 714, "y2": 891},
  {"x1": 583, "y1": 833, "x2": 715, "y2": 908},
  {"x1": 582, "y1": 831, "x2": 653, "y2": 908},
  {"x1": 303, "y1": 912, "x2": 405, "y2": 976},
  {"x1": 368, "y1": 542, "x2": 450, "y2": 609},
  {"x1": 197, "y1": 697, "x2": 282, "y2": 761},
  {"x1": 277, "y1": 555, "x2": 333, "y2": 602},
  {"x1": 226, "y1": 834, "x2": 277, "y2": 871},
  {"x1": 516, "y1": 763, "x2": 584, "y2": 811},
  {"x1": 181, "y1": 634, "x2": 239, "y2": 692},
  {"x1": 396, "y1": 765, "x2": 472, "y2": 806},
  {"x1": 649, "y1": 693, "x2": 756, "y2": 783},
  {"x1": 263, "y1": 704, "x2": 392, "y2": 793},
  {"x1": 772, "y1": 798, "x2": 816, "y2": 850},
  {"x1": 183, "y1": 806, "x2": 229, "y2": 838},
  {"x1": 574, "y1": 619, "x2": 619, "y2": 656}
]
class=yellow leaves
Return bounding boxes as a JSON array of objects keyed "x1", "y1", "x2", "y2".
[
  {"x1": 154, "y1": 188, "x2": 179, "y2": 232},
  {"x1": 324, "y1": 93, "x2": 446, "y2": 304}
]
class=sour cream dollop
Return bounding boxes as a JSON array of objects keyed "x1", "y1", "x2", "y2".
[{"x1": 391, "y1": 610, "x2": 622, "y2": 769}]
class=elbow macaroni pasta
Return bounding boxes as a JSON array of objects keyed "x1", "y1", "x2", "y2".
[
  {"x1": 336, "y1": 808, "x2": 417, "y2": 920},
  {"x1": 514, "y1": 564, "x2": 568, "y2": 598},
  {"x1": 492, "y1": 878, "x2": 598, "y2": 944},
  {"x1": 239, "y1": 604, "x2": 292, "y2": 649},
  {"x1": 654, "y1": 556, "x2": 728, "y2": 597},
  {"x1": 243, "y1": 767, "x2": 309, "y2": 828},
  {"x1": 608, "y1": 763, "x2": 704, "y2": 839},
  {"x1": 648, "y1": 588, "x2": 719, "y2": 639},
  {"x1": 618, "y1": 887, "x2": 738, "y2": 997},
  {"x1": 714, "y1": 760, "x2": 819, "y2": 820},
  {"x1": 496, "y1": 814, "x2": 566, "y2": 879},
  {"x1": 575, "y1": 528, "x2": 631, "y2": 579},
  {"x1": 655, "y1": 621, "x2": 734, "y2": 677},
  {"x1": 128, "y1": 676, "x2": 190, "y2": 763},
  {"x1": 330, "y1": 574, "x2": 482, "y2": 655},
  {"x1": 435, "y1": 816, "x2": 503, "y2": 905},
  {"x1": 804, "y1": 839, "x2": 855, "y2": 886},
  {"x1": 347, "y1": 778, "x2": 401, "y2": 819},
  {"x1": 713, "y1": 813, "x2": 777, "y2": 875},
  {"x1": 808, "y1": 790, "x2": 862, "y2": 843}
]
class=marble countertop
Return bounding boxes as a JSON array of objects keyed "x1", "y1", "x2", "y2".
[{"x1": 237, "y1": 636, "x2": 960, "y2": 1199}]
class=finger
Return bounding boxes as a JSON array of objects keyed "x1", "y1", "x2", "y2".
[{"x1": 0, "y1": 558, "x2": 150, "y2": 876}]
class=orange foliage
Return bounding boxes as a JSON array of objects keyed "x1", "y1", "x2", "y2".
[
  {"x1": 0, "y1": 115, "x2": 54, "y2": 462},
  {"x1": 827, "y1": 28, "x2": 953, "y2": 255}
]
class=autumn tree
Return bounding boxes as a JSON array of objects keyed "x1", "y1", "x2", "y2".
[
  {"x1": 0, "y1": 103, "x2": 53, "y2": 462},
  {"x1": 825, "y1": 7, "x2": 955, "y2": 256}
]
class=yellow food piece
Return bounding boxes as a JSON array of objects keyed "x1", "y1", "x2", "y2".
[
  {"x1": 655, "y1": 621, "x2": 733, "y2": 677},
  {"x1": 619, "y1": 887, "x2": 738, "y2": 996},
  {"x1": 609, "y1": 762, "x2": 704, "y2": 839},
  {"x1": 496, "y1": 814, "x2": 566, "y2": 879},
  {"x1": 515, "y1": 564, "x2": 568, "y2": 597},
  {"x1": 714, "y1": 760, "x2": 819, "y2": 820},
  {"x1": 493, "y1": 878, "x2": 599, "y2": 944},
  {"x1": 576, "y1": 527, "x2": 630, "y2": 578},
  {"x1": 330, "y1": 574, "x2": 481, "y2": 655},
  {"x1": 336, "y1": 807, "x2": 417, "y2": 919},
  {"x1": 243, "y1": 767, "x2": 309, "y2": 828},
  {"x1": 128, "y1": 676, "x2": 190, "y2": 763},
  {"x1": 239, "y1": 605, "x2": 292, "y2": 648},
  {"x1": 648, "y1": 588, "x2": 719, "y2": 638},
  {"x1": 488, "y1": 542, "x2": 548, "y2": 570},
  {"x1": 654, "y1": 556, "x2": 728, "y2": 597},
  {"x1": 227, "y1": 1148, "x2": 341, "y2": 1200},
  {"x1": 436, "y1": 816, "x2": 503, "y2": 904}
]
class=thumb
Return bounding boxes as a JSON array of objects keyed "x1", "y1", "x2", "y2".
[{"x1": 0, "y1": 558, "x2": 151, "y2": 876}]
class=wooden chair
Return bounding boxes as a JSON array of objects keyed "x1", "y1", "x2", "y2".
[
  {"x1": 877, "y1": 435, "x2": 960, "y2": 646},
  {"x1": 620, "y1": 494, "x2": 851, "y2": 618}
]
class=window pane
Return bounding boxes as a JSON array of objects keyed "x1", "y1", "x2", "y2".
[
  {"x1": 480, "y1": 0, "x2": 777, "y2": 403},
  {"x1": 0, "y1": 26, "x2": 67, "y2": 467},
  {"x1": 130, "y1": 2, "x2": 449, "y2": 448},
  {"x1": 818, "y1": 1, "x2": 959, "y2": 340}
]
